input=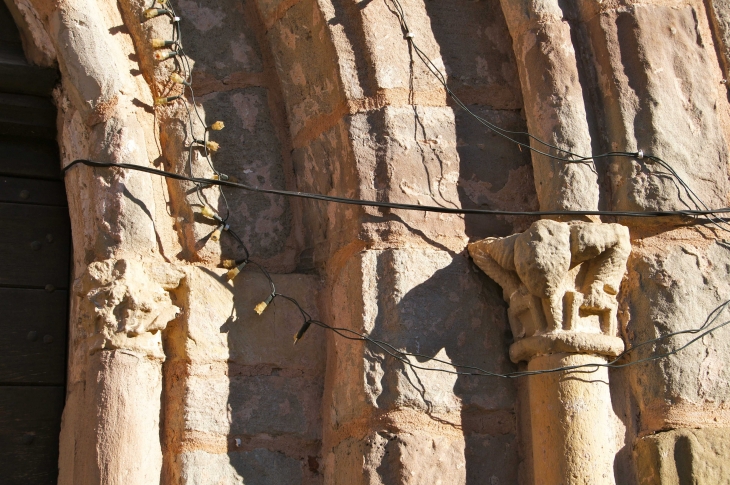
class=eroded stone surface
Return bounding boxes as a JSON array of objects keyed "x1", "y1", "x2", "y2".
[
  {"x1": 583, "y1": 3, "x2": 729, "y2": 213},
  {"x1": 324, "y1": 248, "x2": 517, "y2": 482},
  {"x1": 499, "y1": 0, "x2": 599, "y2": 212},
  {"x1": 73, "y1": 258, "x2": 184, "y2": 357},
  {"x1": 634, "y1": 427, "x2": 730, "y2": 485},
  {"x1": 8, "y1": 0, "x2": 730, "y2": 483},
  {"x1": 179, "y1": 449, "x2": 303, "y2": 485},
  {"x1": 624, "y1": 238, "x2": 730, "y2": 434},
  {"x1": 469, "y1": 220, "x2": 630, "y2": 363},
  {"x1": 163, "y1": 266, "x2": 325, "y2": 484}
]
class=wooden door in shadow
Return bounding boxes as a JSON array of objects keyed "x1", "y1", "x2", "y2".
[{"x1": 0, "y1": 2, "x2": 67, "y2": 484}]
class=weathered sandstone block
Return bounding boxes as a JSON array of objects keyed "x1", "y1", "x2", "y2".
[
  {"x1": 324, "y1": 248, "x2": 517, "y2": 483},
  {"x1": 163, "y1": 266, "x2": 325, "y2": 484},
  {"x1": 179, "y1": 448, "x2": 303, "y2": 485},
  {"x1": 624, "y1": 238, "x2": 730, "y2": 434},
  {"x1": 634, "y1": 427, "x2": 730, "y2": 485},
  {"x1": 266, "y1": 0, "x2": 344, "y2": 140},
  {"x1": 579, "y1": 3, "x2": 729, "y2": 212}
]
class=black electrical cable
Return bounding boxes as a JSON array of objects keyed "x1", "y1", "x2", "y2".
[
  {"x1": 127, "y1": 0, "x2": 730, "y2": 381},
  {"x1": 387, "y1": 0, "x2": 635, "y2": 164},
  {"x1": 62, "y1": 159, "x2": 730, "y2": 219},
  {"x1": 275, "y1": 288, "x2": 730, "y2": 378},
  {"x1": 387, "y1": 0, "x2": 730, "y2": 237}
]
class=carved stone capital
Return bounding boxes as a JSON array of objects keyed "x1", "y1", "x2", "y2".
[
  {"x1": 468, "y1": 220, "x2": 630, "y2": 363},
  {"x1": 73, "y1": 259, "x2": 185, "y2": 358}
]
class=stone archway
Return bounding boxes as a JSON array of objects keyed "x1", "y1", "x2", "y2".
[{"x1": 5, "y1": 0, "x2": 730, "y2": 484}]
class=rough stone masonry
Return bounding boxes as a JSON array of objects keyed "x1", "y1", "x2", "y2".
[{"x1": 4, "y1": 0, "x2": 730, "y2": 483}]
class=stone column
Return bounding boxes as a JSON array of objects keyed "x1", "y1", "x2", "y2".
[
  {"x1": 498, "y1": 0, "x2": 598, "y2": 213},
  {"x1": 11, "y1": 0, "x2": 189, "y2": 481},
  {"x1": 62, "y1": 260, "x2": 183, "y2": 484},
  {"x1": 469, "y1": 219, "x2": 631, "y2": 484}
]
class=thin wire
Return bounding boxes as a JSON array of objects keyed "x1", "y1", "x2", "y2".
[
  {"x1": 155, "y1": 0, "x2": 231, "y2": 223},
  {"x1": 124, "y1": 0, "x2": 730, "y2": 381},
  {"x1": 62, "y1": 159, "x2": 730, "y2": 220},
  {"x1": 386, "y1": 0, "x2": 730, "y2": 237},
  {"x1": 273, "y1": 287, "x2": 730, "y2": 378}
]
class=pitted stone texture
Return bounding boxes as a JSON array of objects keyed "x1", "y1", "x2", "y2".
[
  {"x1": 115, "y1": 0, "x2": 297, "y2": 270},
  {"x1": 469, "y1": 220, "x2": 630, "y2": 362},
  {"x1": 454, "y1": 106, "x2": 537, "y2": 237},
  {"x1": 266, "y1": 0, "x2": 344, "y2": 141},
  {"x1": 329, "y1": 248, "x2": 515, "y2": 420},
  {"x1": 634, "y1": 428, "x2": 730, "y2": 485},
  {"x1": 179, "y1": 449, "x2": 303, "y2": 485},
  {"x1": 422, "y1": 0, "x2": 521, "y2": 109},
  {"x1": 183, "y1": 369, "x2": 322, "y2": 439},
  {"x1": 326, "y1": 431, "x2": 466, "y2": 485},
  {"x1": 73, "y1": 259, "x2": 184, "y2": 358},
  {"x1": 354, "y1": 0, "x2": 448, "y2": 97},
  {"x1": 499, "y1": 0, "x2": 598, "y2": 212},
  {"x1": 290, "y1": 117, "x2": 361, "y2": 268},
  {"x1": 585, "y1": 4, "x2": 730, "y2": 212},
  {"x1": 174, "y1": 266, "x2": 324, "y2": 367},
  {"x1": 54, "y1": 73, "x2": 169, "y2": 268},
  {"x1": 349, "y1": 106, "x2": 467, "y2": 245},
  {"x1": 463, "y1": 433, "x2": 519, "y2": 485},
  {"x1": 325, "y1": 248, "x2": 516, "y2": 482},
  {"x1": 175, "y1": 0, "x2": 263, "y2": 80},
  {"x1": 165, "y1": 266, "x2": 324, "y2": 482},
  {"x1": 292, "y1": 104, "x2": 537, "y2": 267},
  {"x1": 624, "y1": 239, "x2": 730, "y2": 433},
  {"x1": 196, "y1": 88, "x2": 294, "y2": 267},
  {"x1": 290, "y1": 106, "x2": 475, "y2": 265},
  {"x1": 159, "y1": 89, "x2": 295, "y2": 269}
]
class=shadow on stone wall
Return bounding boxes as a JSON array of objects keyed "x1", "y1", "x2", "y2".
[
  {"x1": 421, "y1": 0, "x2": 537, "y2": 240},
  {"x1": 223, "y1": 269, "x2": 325, "y2": 484},
  {"x1": 364, "y1": 249, "x2": 519, "y2": 484}
]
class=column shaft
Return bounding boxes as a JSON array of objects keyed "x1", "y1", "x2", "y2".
[{"x1": 528, "y1": 353, "x2": 617, "y2": 485}]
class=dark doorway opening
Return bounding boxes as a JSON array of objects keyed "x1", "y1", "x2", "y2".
[{"x1": 0, "y1": 2, "x2": 67, "y2": 483}]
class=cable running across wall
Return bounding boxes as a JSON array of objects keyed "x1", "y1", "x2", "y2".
[
  {"x1": 79, "y1": 0, "x2": 730, "y2": 380},
  {"x1": 386, "y1": 0, "x2": 730, "y2": 236},
  {"x1": 62, "y1": 155, "x2": 730, "y2": 376},
  {"x1": 62, "y1": 159, "x2": 730, "y2": 219}
]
